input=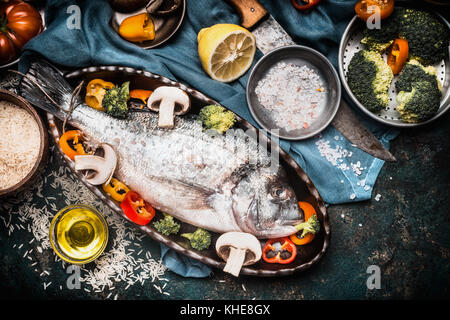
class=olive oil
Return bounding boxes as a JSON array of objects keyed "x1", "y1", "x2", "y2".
[{"x1": 50, "y1": 205, "x2": 108, "y2": 264}]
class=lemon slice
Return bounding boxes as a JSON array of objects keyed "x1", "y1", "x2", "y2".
[{"x1": 198, "y1": 24, "x2": 256, "y2": 83}]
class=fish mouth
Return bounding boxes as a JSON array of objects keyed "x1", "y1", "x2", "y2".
[{"x1": 282, "y1": 218, "x2": 304, "y2": 227}]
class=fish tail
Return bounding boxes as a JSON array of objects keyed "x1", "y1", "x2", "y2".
[{"x1": 18, "y1": 59, "x2": 79, "y2": 120}]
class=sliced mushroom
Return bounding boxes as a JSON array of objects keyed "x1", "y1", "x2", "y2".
[
  {"x1": 215, "y1": 232, "x2": 262, "y2": 277},
  {"x1": 147, "y1": 86, "x2": 190, "y2": 128},
  {"x1": 74, "y1": 143, "x2": 117, "y2": 186}
]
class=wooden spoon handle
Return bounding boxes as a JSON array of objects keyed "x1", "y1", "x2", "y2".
[{"x1": 225, "y1": 0, "x2": 268, "y2": 29}]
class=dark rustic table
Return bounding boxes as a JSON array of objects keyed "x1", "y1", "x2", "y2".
[{"x1": 0, "y1": 66, "x2": 449, "y2": 300}]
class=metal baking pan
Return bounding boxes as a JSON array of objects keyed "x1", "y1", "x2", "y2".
[
  {"x1": 339, "y1": 4, "x2": 450, "y2": 128},
  {"x1": 36, "y1": 65, "x2": 331, "y2": 277}
]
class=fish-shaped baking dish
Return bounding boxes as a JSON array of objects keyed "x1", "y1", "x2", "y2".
[{"x1": 19, "y1": 61, "x2": 330, "y2": 277}]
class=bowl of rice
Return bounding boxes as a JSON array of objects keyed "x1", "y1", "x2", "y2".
[{"x1": 0, "y1": 89, "x2": 48, "y2": 198}]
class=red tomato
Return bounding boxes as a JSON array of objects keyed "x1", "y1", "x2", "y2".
[{"x1": 0, "y1": 0, "x2": 43, "y2": 63}]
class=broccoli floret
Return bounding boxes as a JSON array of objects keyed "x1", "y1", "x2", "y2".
[
  {"x1": 396, "y1": 8, "x2": 449, "y2": 65},
  {"x1": 198, "y1": 105, "x2": 236, "y2": 134},
  {"x1": 395, "y1": 60, "x2": 442, "y2": 93},
  {"x1": 295, "y1": 214, "x2": 320, "y2": 238},
  {"x1": 395, "y1": 59, "x2": 442, "y2": 123},
  {"x1": 102, "y1": 81, "x2": 130, "y2": 119},
  {"x1": 395, "y1": 60, "x2": 441, "y2": 123},
  {"x1": 181, "y1": 228, "x2": 211, "y2": 251},
  {"x1": 347, "y1": 50, "x2": 393, "y2": 112},
  {"x1": 153, "y1": 213, "x2": 181, "y2": 236},
  {"x1": 361, "y1": 11, "x2": 399, "y2": 52},
  {"x1": 397, "y1": 81, "x2": 441, "y2": 123},
  {"x1": 360, "y1": 8, "x2": 449, "y2": 64}
]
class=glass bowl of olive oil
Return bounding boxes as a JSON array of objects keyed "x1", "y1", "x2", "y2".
[{"x1": 49, "y1": 204, "x2": 108, "y2": 265}]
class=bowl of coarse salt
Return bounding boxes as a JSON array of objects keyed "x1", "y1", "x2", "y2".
[
  {"x1": 246, "y1": 45, "x2": 341, "y2": 140},
  {"x1": 0, "y1": 89, "x2": 48, "y2": 198}
]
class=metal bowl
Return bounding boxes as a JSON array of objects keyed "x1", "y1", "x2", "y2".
[
  {"x1": 0, "y1": 89, "x2": 48, "y2": 198},
  {"x1": 110, "y1": 0, "x2": 185, "y2": 49},
  {"x1": 246, "y1": 45, "x2": 341, "y2": 140},
  {"x1": 339, "y1": 7, "x2": 450, "y2": 128}
]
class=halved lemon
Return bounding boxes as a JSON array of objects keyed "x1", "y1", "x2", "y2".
[{"x1": 198, "y1": 24, "x2": 256, "y2": 83}]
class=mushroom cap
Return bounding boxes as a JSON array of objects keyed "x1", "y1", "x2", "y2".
[
  {"x1": 215, "y1": 232, "x2": 262, "y2": 266},
  {"x1": 74, "y1": 143, "x2": 117, "y2": 186},
  {"x1": 147, "y1": 86, "x2": 191, "y2": 115}
]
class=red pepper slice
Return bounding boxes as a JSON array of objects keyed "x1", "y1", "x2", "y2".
[
  {"x1": 262, "y1": 237, "x2": 297, "y2": 264},
  {"x1": 120, "y1": 191, "x2": 155, "y2": 226},
  {"x1": 291, "y1": 0, "x2": 321, "y2": 11}
]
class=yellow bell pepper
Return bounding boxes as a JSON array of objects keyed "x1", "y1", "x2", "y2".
[
  {"x1": 102, "y1": 178, "x2": 130, "y2": 203},
  {"x1": 85, "y1": 79, "x2": 115, "y2": 111},
  {"x1": 119, "y1": 13, "x2": 155, "y2": 43}
]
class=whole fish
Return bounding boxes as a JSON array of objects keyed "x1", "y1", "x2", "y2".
[{"x1": 19, "y1": 61, "x2": 304, "y2": 239}]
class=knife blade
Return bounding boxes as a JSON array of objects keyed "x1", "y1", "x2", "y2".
[
  {"x1": 331, "y1": 100, "x2": 396, "y2": 162},
  {"x1": 225, "y1": 0, "x2": 396, "y2": 162}
]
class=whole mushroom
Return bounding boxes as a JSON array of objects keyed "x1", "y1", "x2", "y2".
[
  {"x1": 74, "y1": 143, "x2": 118, "y2": 186},
  {"x1": 147, "y1": 86, "x2": 190, "y2": 128},
  {"x1": 215, "y1": 232, "x2": 262, "y2": 277}
]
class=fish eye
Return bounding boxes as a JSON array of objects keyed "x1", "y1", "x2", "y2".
[{"x1": 271, "y1": 186, "x2": 288, "y2": 200}]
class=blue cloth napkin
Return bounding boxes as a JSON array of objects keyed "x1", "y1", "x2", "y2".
[{"x1": 19, "y1": 0, "x2": 399, "y2": 277}]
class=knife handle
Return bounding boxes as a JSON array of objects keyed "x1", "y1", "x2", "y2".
[{"x1": 225, "y1": 0, "x2": 268, "y2": 29}]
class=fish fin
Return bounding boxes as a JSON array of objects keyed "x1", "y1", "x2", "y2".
[
  {"x1": 18, "y1": 59, "x2": 79, "y2": 120},
  {"x1": 153, "y1": 176, "x2": 216, "y2": 211}
]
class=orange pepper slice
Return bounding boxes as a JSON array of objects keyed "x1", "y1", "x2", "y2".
[
  {"x1": 355, "y1": 0, "x2": 394, "y2": 22},
  {"x1": 290, "y1": 201, "x2": 317, "y2": 245},
  {"x1": 130, "y1": 89, "x2": 153, "y2": 104},
  {"x1": 85, "y1": 79, "x2": 115, "y2": 111},
  {"x1": 387, "y1": 39, "x2": 409, "y2": 75},
  {"x1": 59, "y1": 130, "x2": 87, "y2": 160}
]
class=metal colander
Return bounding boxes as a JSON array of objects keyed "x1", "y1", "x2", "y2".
[{"x1": 338, "y1": 9, "x2": 450, "y2": 128}]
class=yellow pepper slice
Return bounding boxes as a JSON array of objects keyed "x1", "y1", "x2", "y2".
[
  {"x1": 85, "y1": 79, "x2": 115, "y2": 111},
  {"x1": 102, "y1": 178, "x2": 130, "y2": 203},
  {"x1": 118, "y1": 13, "x2": 155, "y2": 43}
]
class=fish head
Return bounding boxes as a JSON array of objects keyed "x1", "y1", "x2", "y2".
[{"x1": 231, "y1": 166, "x2": 304, "y2": 239}]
